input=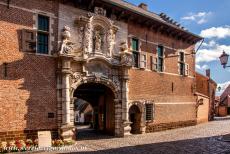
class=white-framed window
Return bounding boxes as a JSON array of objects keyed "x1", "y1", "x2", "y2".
[
  {"x1": 132, "y1": 38, "x2": 140, "y2": 68},
  {"x1": 37, "y1": 14, "x2": 50, "y2": 54},
  {"x1": 178, "y1": 51, "x2": 189, "y2": 76},
  {"x1": 157, "y1": 45, "x2": 164, "y2": 72},
  {"x1": 21, "y1": 14, "x2": 51, "y2": 55}
]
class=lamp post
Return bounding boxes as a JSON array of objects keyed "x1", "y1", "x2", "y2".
[
  {"x1": 219, "y1": 51, "x2": 230, "y2": 142},
  {"x1": 219, "y1": 51, "x2": 230, "y2": 69}
]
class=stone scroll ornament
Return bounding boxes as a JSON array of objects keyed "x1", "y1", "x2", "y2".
[
  {"x1": 120, "y1": 41, "x2": 133, "y2": 67},
  {"x1": 59, "y1": 26, "x2": 74, "y2": 55}
]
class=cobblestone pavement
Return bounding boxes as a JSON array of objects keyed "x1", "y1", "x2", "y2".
[{"x1": 41, "y1": 120, "x2": 230, "y2": 154}]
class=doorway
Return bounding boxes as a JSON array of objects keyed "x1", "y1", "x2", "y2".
[
  {"x1": 129, "y1": 105, "x2": 141, "y2": 134},
  {"x1": 74, "y1": 83, "x2": 115, "y2": 139}
]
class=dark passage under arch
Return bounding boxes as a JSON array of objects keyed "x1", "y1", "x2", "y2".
[{"x1": 74, "y1": 83, "x2": 115, "y2": 137}]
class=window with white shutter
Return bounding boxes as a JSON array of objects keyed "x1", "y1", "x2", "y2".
[
  {"x1": 140, "y1": 54, "x2": 147, "y2": 69},
  {"x1": 21, "y1": 14, "x2": 50, "y2": 55},
  {"x1": 150, "y1": 56, "x2": 158, "y2": 71},
  {"x1": 178, "y1": 51, "x2": 188, "y2": 76},
  {"x1": 185, "y1": 63, "x2": 189, "y2": 76}
]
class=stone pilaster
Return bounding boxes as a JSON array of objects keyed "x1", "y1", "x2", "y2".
[
  {"x1": 60, "y1": 58, "x2": 75, "y2": 140},
  {"x1": 122, "y1": 68, "x2": 131, "y2": 136},
  {"x1": 114, "y1": 99, "x2": 122, "y2": 137}
]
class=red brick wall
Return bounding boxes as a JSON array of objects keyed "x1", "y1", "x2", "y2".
[
  {"x1": 127, "y1": 22, "x2": 196, "y2": 76},
  {"x1": 218, "y1": 106, "x2": 227, "y2": 117},
  {"x1": 196, "y1": 73, "x2": 209, "y2": 96},
  {"x1": 0, "y1": 0, "x2": 58, "y2": 139},
  {"x1": 127, "y1": 22, "x2": 197, "y2": 129}
]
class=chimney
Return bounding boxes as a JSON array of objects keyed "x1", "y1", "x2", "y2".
[
  {"x1": 138, "y1": 3, "x2": 148, "y2": 10},
  {"x1": 206, "y1": 69, "x2": 210, "y2": 78}
]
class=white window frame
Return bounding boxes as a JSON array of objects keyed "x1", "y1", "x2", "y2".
[{"x1": 33, "y1": 10, "x2": 54, "y2": 56}]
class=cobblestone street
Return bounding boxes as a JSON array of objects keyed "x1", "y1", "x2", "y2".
[{"x1": 61, "y1": 119, "x2": 230, "y2": 154}]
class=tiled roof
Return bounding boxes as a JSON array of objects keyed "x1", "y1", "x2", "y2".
[{"x1": 102, "y1": 0, "x2": 202, "y2": 40}]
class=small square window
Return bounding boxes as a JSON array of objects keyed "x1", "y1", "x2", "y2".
[{"x1": 48, "y1": 113, "x2": 55, "y2": 118}]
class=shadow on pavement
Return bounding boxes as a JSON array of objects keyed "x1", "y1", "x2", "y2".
[{"x1": 70, "y1": 135, "x2": 230, "y2": 154}]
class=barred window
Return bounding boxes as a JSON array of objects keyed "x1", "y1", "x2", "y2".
[{"x1": 145, "y1": 103, "x2": 154, "y2": 121}]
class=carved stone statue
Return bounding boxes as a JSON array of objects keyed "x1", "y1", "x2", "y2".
[
  {"x1": 120, "y1": 41, "x2": 128, "y2": 53},
  {"x1": 120, "y1": 41, "x2": 133, "y2": 67},
  {"x1": 94, "y1": 7, "x2": 106, "y2": 16},
  {"x1": 59, "y1": 26, "x2": 74, "y2": 55},
  {"x1": 94, "y1": 30, "x2": 102, "y2": 52}
]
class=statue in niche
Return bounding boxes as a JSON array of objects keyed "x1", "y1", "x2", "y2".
[{"x1": 93, "y1": 30, "x2": 102, "y2": 52}]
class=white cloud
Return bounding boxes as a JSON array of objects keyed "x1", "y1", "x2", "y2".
[
  {"x1": 181, "y1": 12, "x2": 212, "y2": 24},
  {"x1": 196, "y1": 41, "x2": 230, "y2": 63},
  {"x1": 217, "y1": 81, "x2": 230, "y2": 95},
  {"x1": 196, "y1": 64, "x2": 210, "y2": 70},
  {"x1": 200, "y1": 26, "x2": 230, "y2": 39}
]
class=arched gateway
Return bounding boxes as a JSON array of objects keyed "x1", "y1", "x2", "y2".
[
  {"x1": 56, "y1": 7, "x2": 134, "y2": 140},
  {"x1": 73, "y1": 82, "x2": 116, "y2": 136}
]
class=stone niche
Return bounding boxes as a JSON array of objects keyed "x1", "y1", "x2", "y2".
[{"x1": 74, "y1": 7, "x2": 119, "y2": 59}]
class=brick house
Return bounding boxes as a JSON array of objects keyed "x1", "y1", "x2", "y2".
[
  {"x1": 0, "y1": 0, "x2": 203, "y2": 141},
  {"x1": 195, "y1": 70, "x2": 217, "y2": 123},
  {"x1": 217, "y1": 84, "x2": 230, "y2": 116}
]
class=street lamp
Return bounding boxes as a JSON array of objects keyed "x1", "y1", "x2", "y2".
[{"x1": 219, "y1": 51, "x2": 230, "y2": 69}]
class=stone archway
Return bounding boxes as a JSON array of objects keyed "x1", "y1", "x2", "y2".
[
  {"x1": 70, "y1": 75, "x2": 122, "y2": 137},
  {"x1": 74, "y1": 83, "x2": 115, "y2": 136}
]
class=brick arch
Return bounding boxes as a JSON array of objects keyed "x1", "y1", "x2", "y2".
[{"x1": 70, "y1": 75, "x2": 122, "y2": 136}]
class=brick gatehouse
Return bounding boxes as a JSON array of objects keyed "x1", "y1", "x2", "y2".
[{"x1": 0, "y1": 0, "x2": 203, "y2": 141}]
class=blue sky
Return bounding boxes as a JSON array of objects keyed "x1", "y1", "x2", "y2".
[{"x1": 126, "y1": 0, "x2": 230, "y2": 95}]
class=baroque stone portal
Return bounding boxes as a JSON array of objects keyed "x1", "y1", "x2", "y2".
[{"x1": 57, "y1": 7, "x2": 133, "y2": 140}]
